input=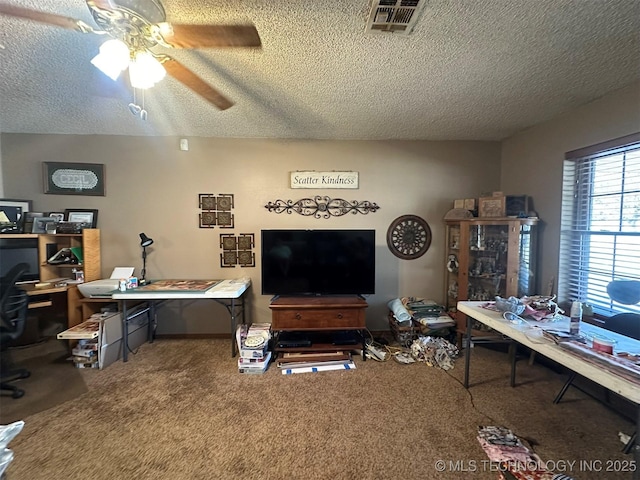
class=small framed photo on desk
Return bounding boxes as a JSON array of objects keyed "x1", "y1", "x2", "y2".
[
  {"x1": 65, "y1": 209, "x2": 98, "y2": 228},
  {"x1": 32, "y1": 216, "x2": 58, "y2": 234}
]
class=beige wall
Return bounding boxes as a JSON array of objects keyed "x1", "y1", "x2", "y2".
[
  {"x1": 0, "y1": 135, "x2": 3, "y2": 197},
  {"x1": 500, "y1": 80, "x2": 640, "y2": 301},
  {"x1": 1, "y1": 136, "x2": 500, "y2": 332}
]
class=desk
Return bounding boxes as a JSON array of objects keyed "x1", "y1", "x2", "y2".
[
  {"x1": 23, "y1": 284, "x2": 68, "y2": 309},
  {"x1": 112, "y1": 278, "x2": 251, "y2": 361},
  {"x1": 458, "y1": 301, "x2": 640, "y2": 479}
]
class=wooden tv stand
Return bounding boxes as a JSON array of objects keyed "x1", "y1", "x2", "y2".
[{"x1": 269, "y1": 296, "x2": 368, "y2": 360}]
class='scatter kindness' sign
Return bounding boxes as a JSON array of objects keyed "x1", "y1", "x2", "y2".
[{"x1": 290, "y1": 171, "x2": 359, "y2": 189}]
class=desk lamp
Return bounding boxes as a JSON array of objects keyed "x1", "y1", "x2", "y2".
[{"x1": 139, "y1": 233, "x2": 154, "y2": 285}]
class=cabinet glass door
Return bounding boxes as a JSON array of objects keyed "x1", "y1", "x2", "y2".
[
  {"x1": 466, "y1": 221, "x2": 537, "y2": 301},
  {"x1": 444, "y1": 224, "x2": 461, "y2": 314},
  {"x1": 516, "y1": 222, "x2": 537, "y2": 297},
  {"x1": 467, "y1": 224, "x2": 509, "y2": 301}
]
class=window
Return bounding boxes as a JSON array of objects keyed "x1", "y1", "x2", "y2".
[{"x1": 559, "y1": 133, "x2": 640, "y2": 317}]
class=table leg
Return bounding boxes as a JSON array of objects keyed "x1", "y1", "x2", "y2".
[
  {"x1": 121, "y1": 300, "x2": 129, "y2": 362},
  {"x1": 634, "y1": 406, "x2": 639, "y2": 480},
  {"x1": 553, "y1": 372, "x2": 577, "y2": 404},
  {"x1": 148, "y1": 301, "x2": 156, "y2": 344},
  {"x1": 230, "y1": 298, "x2": 237, "y2": 358},
  {"x1": 464, "y1": 314, "x2": 472, "y2": 389},
  {"x1": 508, "y1": 341, "x2": 517, "y2": 387}
]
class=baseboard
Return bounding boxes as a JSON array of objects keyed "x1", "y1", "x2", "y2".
[
  {"x1": 155, "y1": 333, "x2": 230, "y2": 340},
  {"x1": 155, "y1": 329, "x2": 389, "y2": 340}
]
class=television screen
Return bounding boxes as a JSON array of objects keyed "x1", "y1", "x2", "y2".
[
  {"x1": 261, "y1": 229, "x2": 375, "y2": 296},
  {"x1": 0, "y1": 238, "x2": 40, "y2": 283}
]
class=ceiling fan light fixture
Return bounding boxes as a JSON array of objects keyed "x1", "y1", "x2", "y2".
[
  {"x1": 129, "y1": 51, "x2": 166, "y2": 89},
  {"x1": 156, "y1": 22, "x2": 173, "y2": 36},
  {"x1": 90, "y1": 38, "x2": 130, "y2": 80}
]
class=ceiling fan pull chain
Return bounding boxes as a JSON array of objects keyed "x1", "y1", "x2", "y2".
[
  {"x1": 128, "y1": 88, "x2": 142, "y2": 117},
  {"x1": 140, "y1": 89, "x2": 147, "y2": 120}
]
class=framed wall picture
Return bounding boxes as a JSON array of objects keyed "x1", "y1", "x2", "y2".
[
  {"x1": 64, "y1": 209, "x2": 98, "y2": 228},
  {"x1": 478, "y1": 196, "x2": 506, "y2": 218},
  {"x1": 43, "y1": 162, "x2": 105, "y2": 196}
]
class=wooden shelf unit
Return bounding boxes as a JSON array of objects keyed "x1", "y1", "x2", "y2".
[
  {"x1": 1, "y1": 229, "x2": 101, "y2": 328},
  {"x1": 37, "y1": 229, "x2": 101, "y2": 283},
  {"x1": 269, "y1": 296, "x2": 368, "y2": 359}
]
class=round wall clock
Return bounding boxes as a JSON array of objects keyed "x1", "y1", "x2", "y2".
[{"x1": 386, "y1": 215, "x2": 432, "y2": 260}]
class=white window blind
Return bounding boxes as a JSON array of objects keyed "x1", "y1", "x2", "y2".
[{"x1": 558, "y1": 133, "x2": 640, "y2": 316}]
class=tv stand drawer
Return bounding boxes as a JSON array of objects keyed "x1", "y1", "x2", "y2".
[
  {"x1": 270, "y1": 296, "x2": 367, "y2": 330},
  {"x1": 272, "y1": 308, "x2": 364, "y2": 329}
]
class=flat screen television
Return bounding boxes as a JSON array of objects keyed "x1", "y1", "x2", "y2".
[
  {"x1": 0, "y1": 238, "x2": 40, "y2": 283},
  {"x1": 261, "y1": 229, "x2": 375, "y2": 296}
]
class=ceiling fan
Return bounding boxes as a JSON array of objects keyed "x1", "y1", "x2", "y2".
[{"x1": 0, "y1": 0, "x2": 261, "y2": 112}]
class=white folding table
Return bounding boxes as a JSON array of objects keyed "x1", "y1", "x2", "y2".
[
  {"x1": 112, "y1": 278, "x2": 251, "y2": 361},
  {"x1": 458, "y1": 301, "x2": 640, "y2": 479}
]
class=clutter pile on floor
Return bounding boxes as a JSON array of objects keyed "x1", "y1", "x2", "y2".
[{"x1": 477, "y1": 426, "x2": 575, "y2": 480}]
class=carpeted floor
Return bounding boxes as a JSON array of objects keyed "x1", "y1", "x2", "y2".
[
  {"x1": 1, "y1": 338, "x2": 636, "y2": 480},
  {"x1": 1, "y1": 340, "x2": 88, "y2": 424}
]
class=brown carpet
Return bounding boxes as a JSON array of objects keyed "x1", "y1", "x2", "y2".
[
  {"x1": 1, "y1": 341, "x2": 88, "y2": 424},
  {"x1": 2, "y1": 338, "x2": 636, "y2": 480}
]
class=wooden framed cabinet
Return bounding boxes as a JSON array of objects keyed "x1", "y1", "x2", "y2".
[
  {"x1": 0, "y1": 229, "x2": 101, "y2": 329},
  {"x1": 42, "y1": 229, "x2": 101, "y2": 327},
  {"x1": 37, "y1": 229, "x2": 101, "y2": 284},
  {"x1": 269, "y1": 296, "x2": 367, "y2": 359},
  {"x1": 444, "y1": 218, "x2": 538, "y2": 338}
]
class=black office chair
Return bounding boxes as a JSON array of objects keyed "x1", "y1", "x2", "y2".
[
  {"x1": 605, "y1": 313, "x2": 640, "y2": 340},
  {"x1": 0, "y1": 263, "x2": 31, "y2": 399}
]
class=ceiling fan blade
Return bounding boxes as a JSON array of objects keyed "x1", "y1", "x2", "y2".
[
  {"x1": 161, "y1": 57, "x2": 234, "y2": 110},
  {"x1": 0, "y1": 4, "x2": 90, "y2": 32},
  {"x1": 162, "y1": 24, "x2": 261, "y2": 49}
]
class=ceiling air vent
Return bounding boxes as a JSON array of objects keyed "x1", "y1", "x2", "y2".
[{"x1": 366, "y1": 0, "x2": 427, "y2": 34}]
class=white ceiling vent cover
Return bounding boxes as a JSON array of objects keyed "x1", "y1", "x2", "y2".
[{"x1": 366, "y1": 0, "x2": 427, "y2": 34}]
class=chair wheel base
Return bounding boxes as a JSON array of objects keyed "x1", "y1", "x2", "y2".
[
  {"x1": 11, "y1": 389, "x2": 25, "y2": 399},
  {"x1": 1, "y1": 380, "x2": 27, "y2": 399}
]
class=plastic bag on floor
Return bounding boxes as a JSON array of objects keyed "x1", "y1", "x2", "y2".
[{"x1": 0, "y1": 421, "x2": 25, "y2": 477}]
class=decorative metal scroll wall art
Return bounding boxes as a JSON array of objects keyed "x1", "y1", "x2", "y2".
[
  {"x1": 220, "y1": 233, "x2": 255, "y2": 268},
  {"x1": 199, "y1": 194, "x2": 234, "y2": 228},
  {"x1": 264, "y1": 196, "x2": 379, "y2": 219}
]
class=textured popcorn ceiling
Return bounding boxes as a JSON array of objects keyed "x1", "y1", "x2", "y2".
[{"x1": 0, "y1": 0, "x2": 639, "y2": 140}]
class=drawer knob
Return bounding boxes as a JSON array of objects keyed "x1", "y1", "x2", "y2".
[
  {"x1": 337, "y1": 313, "x2": 343, "y2": 319},
  {"x1": 295, "y1": 313, "x2": 302, "y2": 320}
]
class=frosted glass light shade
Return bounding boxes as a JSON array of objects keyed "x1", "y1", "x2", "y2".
[
  {"x1": 90, "y1": 39, "x2": 130, "y2": 80},
  {"x1": 129, "y1": 51, "x2": 166, "y2": 89}
]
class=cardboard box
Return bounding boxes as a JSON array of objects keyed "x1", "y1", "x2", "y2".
[
  {"x1": 98, "y1": 311, "x2": 148, "y2": 369},
  {"x1": 59, "y1": 310, "x2": 149, "y2": 369}
]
